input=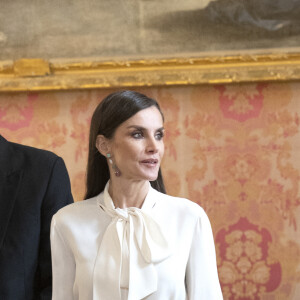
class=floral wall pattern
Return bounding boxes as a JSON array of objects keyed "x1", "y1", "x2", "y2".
[{"x1": 1, "y1": 82, "x2": 299, "y2": 299}]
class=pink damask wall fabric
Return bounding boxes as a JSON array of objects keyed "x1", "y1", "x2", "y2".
[{"x1": 1, "y1": 83, "x2": 299, "y2": 299}]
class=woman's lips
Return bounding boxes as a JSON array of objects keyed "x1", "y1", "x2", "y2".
[{"x1": 140, "y1": 159, "x2": 158, "y2": 166}]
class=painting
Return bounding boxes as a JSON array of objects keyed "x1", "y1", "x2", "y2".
[{"x1": 1, "y1": 0, "x2": 300, "y2": 91}]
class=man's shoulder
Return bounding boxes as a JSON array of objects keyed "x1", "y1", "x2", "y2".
[
  {"x1": 11, "y1": 141, "x2": 58, "y2": 161},
  {"x1": 9, "y1": 141, "x2": 64, "y2": 173}
]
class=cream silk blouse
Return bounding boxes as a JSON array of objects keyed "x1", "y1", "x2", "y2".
[{"x1": 50, "y1": 182, "x2": 223, "y2": 300}]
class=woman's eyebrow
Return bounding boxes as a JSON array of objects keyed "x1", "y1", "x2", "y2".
[
  {"x1": 126, "y1": 125, "x2": 164, "y2": 131},
  {"x1": 126, "y1": 125, "x2": 145, "y2": 130}
]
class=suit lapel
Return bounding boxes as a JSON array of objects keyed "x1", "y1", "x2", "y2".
[
  {"x1": 0, "y1": 135, "x2": 23, "y2": 250},
  {"x1": 0, "y1": 171, "x2": 23, "y2": 250}
]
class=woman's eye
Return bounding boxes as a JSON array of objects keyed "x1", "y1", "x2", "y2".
[
  {"x1": 155, "y1": 131, "x2": 164, "y2": 140},
  {"x1": 132, "y1": 132, "x2": 143, "y2": 139}
]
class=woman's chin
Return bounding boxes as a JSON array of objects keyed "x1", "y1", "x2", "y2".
[
  {"x1": 138, "y1": 171, "x2": 159, "y2": 182},
  {"x1": 147, "y1": 173, "x2": 159, "y2": 182}
]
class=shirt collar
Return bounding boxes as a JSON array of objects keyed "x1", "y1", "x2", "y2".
[{"x1": 101, "y1": 180, "x2": 157, "y2": 214}]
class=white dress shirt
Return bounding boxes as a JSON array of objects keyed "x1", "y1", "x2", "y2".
[{"x1": 51, "y1": 182, "x2": 223, "y2": 300}]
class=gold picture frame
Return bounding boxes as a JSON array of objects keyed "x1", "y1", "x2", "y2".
[
  {"x1": 1, "y1": 0, "x2": 300, "y2": 92},
  {"x1": 1, "y1": 52, "x2": 300, "y2": 92}
]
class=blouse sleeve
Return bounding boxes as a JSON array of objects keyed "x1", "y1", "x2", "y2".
[
  {"x1": 185, "y1": 207, "x2": 223, "y2": 300},
  {"x1": 50, "y1": 215, "x2": 76, "y2": 300}
]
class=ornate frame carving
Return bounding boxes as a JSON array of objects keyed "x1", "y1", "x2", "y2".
[{"x1": 1, "y1": 53, "x2": 300, "y2": 92}]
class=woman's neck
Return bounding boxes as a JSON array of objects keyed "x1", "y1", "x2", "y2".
[{"x1": 108, "y1": 179, "x2": 149, "y2": 209}]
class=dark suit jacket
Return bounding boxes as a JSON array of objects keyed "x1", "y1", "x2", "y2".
[{"x1": 0, "y1": 135, "x2": 73, "y2": 300}]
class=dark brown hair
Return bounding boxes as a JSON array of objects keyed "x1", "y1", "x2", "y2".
[{"x1": 85, "y1": 90, "x2": 166, "y2": 199}]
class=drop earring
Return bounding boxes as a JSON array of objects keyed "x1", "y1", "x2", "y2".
[{"x1": 106, "y1": 153, "x2": 121, "y2": 177}]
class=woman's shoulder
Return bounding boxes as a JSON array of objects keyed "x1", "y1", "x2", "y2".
[
  {"x1": 53, "y1": 195, "x2": 99, "y2": 224},
  {"x1": 152, "y1": 188, "x2": 205, "y2": 218}
]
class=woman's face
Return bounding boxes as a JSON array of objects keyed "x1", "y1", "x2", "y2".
[{"x1": 109, "y1": 106, "x2": 164, "y2": 182}]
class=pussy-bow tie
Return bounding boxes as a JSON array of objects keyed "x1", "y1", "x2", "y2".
[{"x1": 93, "y1": 182, "x2": 171, "y2": 300}]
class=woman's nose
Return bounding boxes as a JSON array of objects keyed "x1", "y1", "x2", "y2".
[{"x1": 146, "y1": 137, "x2": 158, "y2": 153}]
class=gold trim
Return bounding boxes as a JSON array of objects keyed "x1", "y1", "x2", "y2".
[
  {"x1": 13, "y1": 59, "x2": 50, "y2": 77},
  {"x1": 1, "y1": 53, "x2": 300, "y2": 92}
]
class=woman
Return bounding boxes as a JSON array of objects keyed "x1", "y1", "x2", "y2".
[{"x1": 50, "y1": 90, "x2": 223, "y2": 300}]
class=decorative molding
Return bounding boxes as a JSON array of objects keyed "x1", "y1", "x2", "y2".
[{"x1": 1, "y1": 53, "x2": 300, "y2": 92}]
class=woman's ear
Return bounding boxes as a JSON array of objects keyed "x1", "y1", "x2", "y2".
[{"x1": 95, "y1": 135, "x2": 110, "y2": 156}]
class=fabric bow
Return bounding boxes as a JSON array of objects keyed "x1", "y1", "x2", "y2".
[{"x1": 93, "y1": 182, "x2": 170, "y2": 300}]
